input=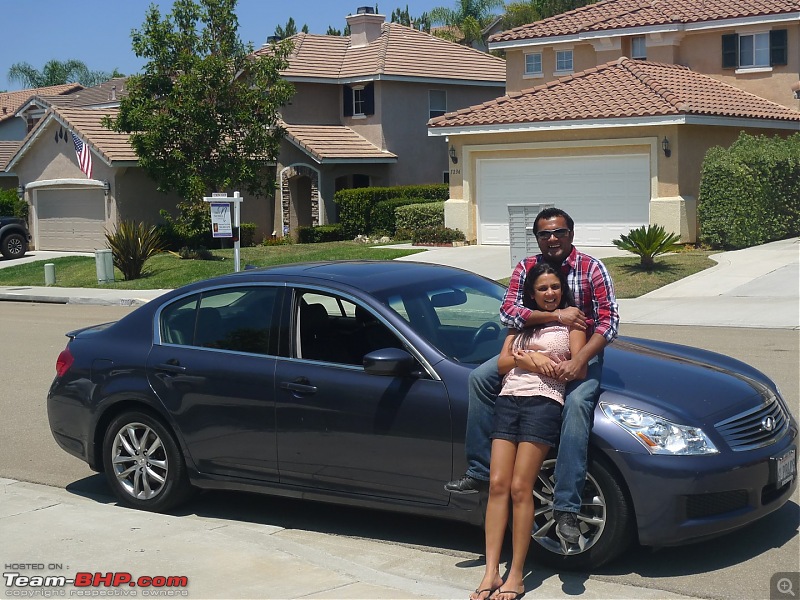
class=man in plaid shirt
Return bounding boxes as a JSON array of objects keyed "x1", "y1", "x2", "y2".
[{"x1": 446, "y1": 207, "x2": 619, "y2": 545}]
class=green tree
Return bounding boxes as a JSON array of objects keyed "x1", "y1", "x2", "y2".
[
  {"x1": 274, "y1": 16, "x2": 308, "y2": 38},
  {"x1": 428, "y1": 0, "x2": 505, "y2": 46},
  {"x1": 8, "y1": 59, "x2": 122, "y2": 88},
  {"x1": 106, "y1": 0, "x2": 295, "y2": 213},
  {"x1": 390, "y1": 5, "x2": 431, "y2": 31}
]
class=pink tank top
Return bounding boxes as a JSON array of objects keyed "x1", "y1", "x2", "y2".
[{"x1": 499, "y1": 322, "x2": 570, "y2": 404}]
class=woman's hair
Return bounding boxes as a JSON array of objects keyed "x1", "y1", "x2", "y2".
[{"x1": 522, "y1": 262, "x2": 575, "y2": 311}]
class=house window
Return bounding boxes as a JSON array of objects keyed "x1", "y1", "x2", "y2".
[
  {"x1": 429, "y1": 90, "x2": 447, "y2": 119},
  {"x1": 524, "y1": 52, "x2": 542, "y2": 76},
  {"x1": 443, "y1": 171, "x2": 449, "y2": 184},
  {"x1": 739, "y1": 32, "x2": 770, "y2": 67},
  {"x1": 722, "y1": 29, "x2": 787, "y2": 69},
  {"x1": 353, "y1": 86, "x2": 365, "y2": 116},
  {"x1": 555, "y1": 50, "x2": 573, "y2": 73},
  {"x1": 631, "y1": 36, "x2": 646, "y2": 59},
  {"x1": 343, "y1": 83, "x2": 375, "y2": 117}
]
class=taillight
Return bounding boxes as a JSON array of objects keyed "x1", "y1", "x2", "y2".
[{"x1": 55, "y1": 347, "x2": 74, "y2": 377}]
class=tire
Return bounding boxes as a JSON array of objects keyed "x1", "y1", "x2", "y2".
[
  {"x1": 102, "y1": 411, "x2": 193, "y2": 512},
  {"x1": 527, "y1": 457, "x2": 635, "y2": 570},
  {"x1": 1, "y1": 232, "x2": 27, "y2": 259}
]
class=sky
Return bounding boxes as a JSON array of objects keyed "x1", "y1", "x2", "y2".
[{"x1": 1, "y1": 0, "x2": 446, "y2": 92}]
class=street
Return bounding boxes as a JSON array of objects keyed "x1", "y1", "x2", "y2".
[{"x1": 1, "y1": 302, "x2": 797, "y2": 600}]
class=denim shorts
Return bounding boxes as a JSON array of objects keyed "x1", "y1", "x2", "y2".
[{"x1": 492, "y1": 394, "x2": 563, "y2": 446}]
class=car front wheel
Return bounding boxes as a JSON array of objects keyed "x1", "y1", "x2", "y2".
[
  {"x1": 1, "y1": 232, "x2": 27, "y2": 259},
  {"x1": 102, "y1": 411, "x2": 193, "y2": 512},
  {"x1": 528, "y1": 457, "x2": 635, "y2": 570}
]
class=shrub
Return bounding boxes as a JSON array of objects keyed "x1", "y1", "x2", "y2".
[
  {"x1": 178, "y1": 246, "x2": 213, "y2": 260},
  {"x1": 613, "y1": 224, "x2": 681, "y2": 269},
  {"x1": 395, "y1": 201, "x2": 445, "y2": 239},
  {"x1": 334, "y1": 184, "x2": 449, "y2": 237},
  {"x1": 0, "y1": 189, "x2": 28, "y2": 219},
  {"x1": 412, "y1": 226, "x2": 466, "y2": 244},
  {"x1": 262, "y1": 236, "x2": 293, "y2": 246},
  {"x1": 158, "y1": 199, "x2": 214, "y2": 250},
  {"x1": 239, "y1": 222, "x2": 257, "y2": 247},
  {"x1": 371, "y1": 197, "x2": 439, "y2": 236},
  {"x1": 297, "y1": 223, "x2": 345, "y2": 243},
  {"x1": 698, "y1": 132, "x2": 800, "y2": 249},
  {"x1": 105, "y1": 221, "x2": 166, "y2": 281}
]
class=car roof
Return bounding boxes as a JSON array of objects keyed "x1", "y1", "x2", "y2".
[{"x1": 197, "y1": 260, "x2": 489, "y2": 294}]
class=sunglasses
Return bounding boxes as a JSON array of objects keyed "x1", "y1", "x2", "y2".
[{"x1": 535, "y1": 228, "x2": 571, "y2": 240}]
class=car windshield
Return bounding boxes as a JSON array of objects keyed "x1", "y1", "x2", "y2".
[{"x1": 372, "y1": 272, "x2": 507, "y2": 364}]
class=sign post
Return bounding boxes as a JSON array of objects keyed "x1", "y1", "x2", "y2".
[{"x1": 203, "y1": 191, "x2": 243, "y2": 272}]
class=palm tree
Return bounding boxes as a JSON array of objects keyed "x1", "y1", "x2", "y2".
[
  {"x1": 429, "y1": 0, "x2": 506, "y2": 46},
  {"x1": 7, "y1": 59, "x2": 121, "y2": 88}
]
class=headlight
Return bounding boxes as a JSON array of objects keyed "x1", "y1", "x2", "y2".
[{"x1": 601, "y1": 402, "x2": 718, "y2": 455}]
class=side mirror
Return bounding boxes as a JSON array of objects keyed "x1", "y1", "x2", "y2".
[{"x1": 363, "y1": 348, "x2": 415, "y2": 376}]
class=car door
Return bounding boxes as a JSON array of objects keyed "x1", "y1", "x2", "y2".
[
  {"x1": 147, "y1": 284, "x2": 285, "y2": 481},
  {"x1": 275, "y1": 288, "x2": 452, "y2": 506}
]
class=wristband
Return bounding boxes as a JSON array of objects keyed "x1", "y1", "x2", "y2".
[{"x1": 558, "y1": 310, "x2": 562, "y2": 323}]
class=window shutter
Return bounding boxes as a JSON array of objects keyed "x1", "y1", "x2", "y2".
[
  {"x1": 770, "y1": 29, "x2": 788, "y2": 66},
  {"x1": 721, "y1": 34, "x2": 738, "y2": 69},
  {"x1": 343, "y1": 86, "x2": 353, "y2": 117},
  {"x1": 363, "y1": 83, "x2": 375, "y2": 116}
]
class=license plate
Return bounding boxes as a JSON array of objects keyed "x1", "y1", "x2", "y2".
[{"x1": 774, "y1": 447, "x2": 796, "y2": 487}]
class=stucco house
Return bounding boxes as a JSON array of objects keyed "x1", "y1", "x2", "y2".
[
  {"x1": 429, "y1": 0, "x2": 800, "y2": 246},
  {"x1": 256, "y1": 8, "x2": 506, "y2": 236},
  {"x1": 4, "y1": 10, "x2": 506, "y2": 251}
]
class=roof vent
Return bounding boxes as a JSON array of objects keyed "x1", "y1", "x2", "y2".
[{"x1": 357, "y1": 6, "x2": 375, "y2": 14}]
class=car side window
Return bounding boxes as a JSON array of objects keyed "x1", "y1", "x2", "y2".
[
  {"x1": 295, "y1": 291, "x2": 403, "y2": 366},
  {"x1": 160, "y1": 286, "x2": 281, "y2": 356}
]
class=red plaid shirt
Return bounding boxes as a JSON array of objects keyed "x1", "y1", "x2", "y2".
[{"x1": 500, "y1": 247, "x2": 619, "y2": 343}]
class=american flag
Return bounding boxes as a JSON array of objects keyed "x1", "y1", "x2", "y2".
[{"x1": 71, "y1": 132, "x2": 93, "y2": 179}]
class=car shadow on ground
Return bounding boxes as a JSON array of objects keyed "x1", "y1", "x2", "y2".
[{"x1": 65, "y1": 474, "x2": 798, "y2": 580}]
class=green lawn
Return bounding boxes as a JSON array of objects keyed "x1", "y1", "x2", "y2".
[{"x1": 0, "y1": 243, "x2": 715, "y2": 298}]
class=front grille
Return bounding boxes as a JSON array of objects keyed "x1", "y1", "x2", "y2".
[
  {"x1": 686, "y1": 490, "x2": 749, "y2": 519},
  {"x1": 715, "y1": 394, "x2": 789, "y2": 451}
]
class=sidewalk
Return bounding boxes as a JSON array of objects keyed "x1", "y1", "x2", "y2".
[
  {"x1": 0, "y1": 478, "x2": 697, "y2": 600},
  {"x1": 1, "y1": 239, "x2": 797, "y2": 328}
]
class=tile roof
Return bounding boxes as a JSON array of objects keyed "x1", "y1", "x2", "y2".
[
  {"x1": 52, "y1": 107, "x2": 137, "y2": 163},
  {"x1": 0, "y1": 141, "x2": 22, "y2": 172},
  {"x1": 282, "y1": 123, "x2": 397, "y2": 162},
  {"x1": 428, "y1": 58, "x2": 800, "y2": 130},
  {"x1": 255, "y1": 24, "x2": 506, "y2": 83},
  {"x1": 490, "y1": 0, "x2": 800, "y2": 43},
  {"x1": 7, "y1": 106, "x2": 136, "y2": 171},
  {"x1": 0, "y1": 84, "x2": 82, "y2": 123}
]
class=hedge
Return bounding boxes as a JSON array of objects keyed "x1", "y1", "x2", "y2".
[
  {"x1": 334, "y1": 184, "x2": 449, "y2": 238},
  {"x1": 371, "y1": 197, "x2": 440, "y2": 235},
  {"x1": 698, "y1": 132, "x2": 800, "y2": 249},
  {"x1": 297, "y1": 223, "x2": 345, "y2": 243},
  {"x1": 395, "y1": 201, "x2": 445, "y2": 239}
]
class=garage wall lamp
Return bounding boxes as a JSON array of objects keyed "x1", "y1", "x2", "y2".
[
  {"x1": 449, "y1": 145, "x2": 458, "y2": 164},
  {"x1": 16, "y1": 184, "x2": 24, "y2": 199},
  {"x1": 103, "y1": 180, "x2": 111, "y2": 196},
  {"x1": 662, "y1": 136, "x2": 671, "y2": 158}
]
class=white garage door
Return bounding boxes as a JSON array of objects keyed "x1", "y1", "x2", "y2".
[
  {"x1": 477, "y1": 154, "x2": 650, "y2": 246},
  {"x1": 37, "y1": 189, "x2": 107, "y2": 251}
]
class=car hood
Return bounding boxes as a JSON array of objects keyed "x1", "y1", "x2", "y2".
[{"x1": 601, "y1": 337, "x2": 776, "y2": 423}]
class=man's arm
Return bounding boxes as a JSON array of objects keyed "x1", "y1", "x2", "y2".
[
  {"x1": 499, "y1": 259, "x2": 533, "y2": 329},
  {"x1": 587, "y1": 258, "x2": 619, "y2": 345}
]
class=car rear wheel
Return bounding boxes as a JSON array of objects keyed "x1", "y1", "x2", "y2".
[
  {"x1": 103, "y1": 411, "x2": 193, "y2": 512},
  {"x1": 1, "y1": 232, "x2": 27, "y2": 259},
  {"x1": 528, "y1": 457, "x2": 634, "y2": 570}
]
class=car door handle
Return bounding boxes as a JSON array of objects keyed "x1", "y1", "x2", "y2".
[
  {"x1": 156, "y1": 362, "x2": 187, "y2": 373},
  {"x1": 280, "y1": 380, "x2": 317, "y2": 394}
]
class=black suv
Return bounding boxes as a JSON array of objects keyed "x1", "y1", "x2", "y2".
[{"x1": 0, "y1": 216, "x2": 31, "y2": 259}]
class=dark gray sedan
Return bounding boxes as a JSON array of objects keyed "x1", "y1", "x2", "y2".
[{"x1": 47, "y1": 261, "x2": 797, "y2": 570}]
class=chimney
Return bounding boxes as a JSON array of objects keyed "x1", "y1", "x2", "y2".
[
  {"x1": 111, "y1": 85, "x2": 116, "y2": 101},
  {"x1": 346, "y1": 7, "x2": 385, "y2": 48}
]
